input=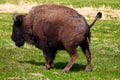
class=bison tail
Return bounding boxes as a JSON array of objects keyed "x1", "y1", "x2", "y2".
[
  {"x1": 87, "y1": 12, "x2": 102, "y2": 43},
  {"x1": 89, "y1": 12, "x2": 102, "y2": 29}
]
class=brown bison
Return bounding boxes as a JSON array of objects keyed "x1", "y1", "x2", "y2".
[{"x1": 11, "y1": 4, "x2": 102, "y2": 72}]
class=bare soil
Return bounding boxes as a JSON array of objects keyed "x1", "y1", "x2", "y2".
[{"x1": 0, "y1": 2, "x2": 120, "y2": 20}]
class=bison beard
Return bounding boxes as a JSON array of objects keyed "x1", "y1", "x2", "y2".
[{"x1": 11, "y1": 4, "x2": 102, "y2": 73}]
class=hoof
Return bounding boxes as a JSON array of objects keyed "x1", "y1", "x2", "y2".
[
  {"x1": 62, "y1": 68, "x2": 69, "y2": 73},
  {"x1": 44, "y1": 66, "x2": 51, "y2": 70},
  {"x1": 84, "y1": 68, "x2": 92, "y2": 72},
  {"x1": 44, "y1": 67, "x2": 50, "y2": 70},
  {"x1": 50, "y1": 64, "x2": 54, "y2": 68}
]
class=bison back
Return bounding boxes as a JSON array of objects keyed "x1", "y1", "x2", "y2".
[{"x1": 27, "y1": 4, "x2": 89, "y2": 48}]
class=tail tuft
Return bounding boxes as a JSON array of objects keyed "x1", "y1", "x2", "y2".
[
  {"x1": 96, "y1": 12, "x2": 102, "y2": 19},
  {"x1": 89, "y1": 12, "x2": 102, "y2": 28}
]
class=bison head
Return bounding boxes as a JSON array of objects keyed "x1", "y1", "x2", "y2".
[{"x1": 11, "y1": 14, "x2": 27, "y2": 47}]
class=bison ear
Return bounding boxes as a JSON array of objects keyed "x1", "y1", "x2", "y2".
[{"x1": 12, "y1": 14, "x2": 25, "y2": 27}]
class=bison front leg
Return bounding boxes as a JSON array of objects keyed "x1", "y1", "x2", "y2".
[
  {"x1": 80, "y1": 39, "x2": 92, "y2": 72},
  {"x1": 40, "y1": 40, "x2": 55, "y2": 70},
  {"x1": 43, "y1": 48, "x2": 56, "y2": 70},
  {"x1": 43, "y1": 51, "x2": 54, "y2": 70}
]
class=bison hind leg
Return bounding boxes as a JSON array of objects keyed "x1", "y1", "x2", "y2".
[
  {"x1": 80, "y1": 38, "x2": 92, "y2": 72},
  {"x1": 62, "y1": 43, "x2": 78, "y2": 73}
]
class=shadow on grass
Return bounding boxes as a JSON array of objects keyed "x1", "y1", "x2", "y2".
[{"x1": 19, "y1": 60, "x2": 85, "y2": 72}]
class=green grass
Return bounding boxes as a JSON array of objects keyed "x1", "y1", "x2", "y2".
[
  {"x1": 0, "y1": 12, "x2": 120, "y2": 80},
  {"x1": 0, "y1": 0, "x2": 120, "y2": 9},
  {"x1": 0, "y1": 0, "x2": 120, "y2": 79}
]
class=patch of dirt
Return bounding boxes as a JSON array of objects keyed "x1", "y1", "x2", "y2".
[
  {"x1": 75, "y1": 7, "x2": 120, "y2": 20},
  {"x1": 0, "y1": 2, "x2": 37, "y2": 13},
  {"x1": 0, "y1": 2, "x2": 120, "y2": 20}
]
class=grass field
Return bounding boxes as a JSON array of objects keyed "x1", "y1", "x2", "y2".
[{"x1": 0, "y1": 0, "x2": 120, "y2": 80}]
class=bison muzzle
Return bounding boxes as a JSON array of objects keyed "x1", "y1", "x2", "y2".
[{"x1": 11, "y1": 4, "x2": 102, "y2": 72}]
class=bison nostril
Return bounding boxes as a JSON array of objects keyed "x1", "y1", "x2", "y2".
[
  {"x1": 15, "y1": 41, "x2": 25, "y2": 47},
  {"x1": 11, "y1": 35, "x2": 25, "y2": 47}
]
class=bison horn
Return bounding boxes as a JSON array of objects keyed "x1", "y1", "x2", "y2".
[{"x1": 12, "y1": 13, "x2": 17, "y2": 21}]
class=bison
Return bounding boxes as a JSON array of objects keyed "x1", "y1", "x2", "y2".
[{"x1": 11, "y1": 4, "x2": 102, "y2": 72}]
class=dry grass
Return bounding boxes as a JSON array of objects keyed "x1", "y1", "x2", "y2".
[
  {"x1": 76, "y1": 7, "x2": 120, "y2": 20},
  {"x1": 0, "y1": 1, "x2": 37, "y2": 13},
  {"x1": 0, "y1": 1, "x2": 120, "y2": 20}
]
